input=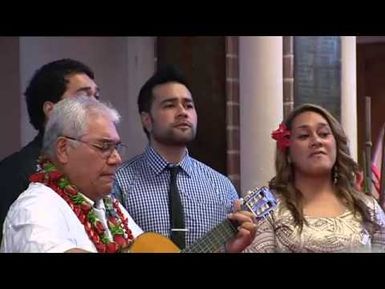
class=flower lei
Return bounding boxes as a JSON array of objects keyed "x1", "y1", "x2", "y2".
[
  {"x1": 271, "y1": 122, "x2": 291, "y2": 152},
  {"x1": 29, "y1": 157, "x2": 133, "y2": 253}
]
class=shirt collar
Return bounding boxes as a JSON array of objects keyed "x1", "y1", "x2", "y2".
[
  {"x1": 80, "y1": 193, "x2": 107, "y2": 210},
  {"x1": 144, "y1": 145, "x2": 192, "y2": 177},
  {"x1": 81, "y1": 193, "x2": 97, "y2": 208}
]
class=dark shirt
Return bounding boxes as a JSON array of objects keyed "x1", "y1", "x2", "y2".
[{"x1": 0, "y1": 133, "x2": 43, "y2": 241}]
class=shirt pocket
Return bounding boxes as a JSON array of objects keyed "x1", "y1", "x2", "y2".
[{"x1": 181, "y1": 187, "x2": 232, "y2": 215}]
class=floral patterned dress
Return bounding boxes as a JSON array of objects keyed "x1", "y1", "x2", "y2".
[{"x1": 244, "y1": 194, "x2": 385, "y2": 253}]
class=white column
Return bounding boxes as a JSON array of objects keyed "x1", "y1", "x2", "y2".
[
  {"x1": 239, "y1": 36, "x2": 283, "y2": 194},
  {"x1": 340, "y1": 36, "x2": 357, "y2": 161},
  {"x1": 125, "y1": 37, "x2": 156, "y2": 159}
]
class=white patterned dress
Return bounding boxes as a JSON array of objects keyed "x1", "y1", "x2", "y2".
[{"x1": 244, "y1": 194, "x2": 385, "y2": 253}]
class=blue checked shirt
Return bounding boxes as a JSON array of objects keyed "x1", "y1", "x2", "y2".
[{"x1": 113, "y1": 146, "x2": 238, "y2": 247}]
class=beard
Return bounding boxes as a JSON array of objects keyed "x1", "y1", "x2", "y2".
[{"x1": 151, "y1": 125, "x2": 196, "y2": 146}]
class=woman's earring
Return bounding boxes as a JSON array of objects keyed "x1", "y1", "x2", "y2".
[{"x1": 333, "y1": 166, "x2": 339, "y2": 184}]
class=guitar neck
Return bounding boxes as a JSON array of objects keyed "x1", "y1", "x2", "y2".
[
  {"x1": 181, "y1": 219, "x2": 237, "y2": 253},
  {"x1": 179, "y1": 187, "x2": 277, "y2": 253}
]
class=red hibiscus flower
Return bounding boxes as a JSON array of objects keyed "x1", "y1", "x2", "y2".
[{"x1": 271, "y1": 123, "x2": 291, "y2": 152}]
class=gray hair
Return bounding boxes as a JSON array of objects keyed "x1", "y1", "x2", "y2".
[{"x1": 42, "y1": 96, "x2": 121, "y2": 158}]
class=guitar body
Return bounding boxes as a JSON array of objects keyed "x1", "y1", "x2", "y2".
[{"x1": 128, "y1": 232, "x2": 180, "y2": 253}]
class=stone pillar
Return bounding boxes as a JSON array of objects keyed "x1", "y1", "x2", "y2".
[
  {"x1": 341, "y1": 36, "x2": 357, "y2": 161},
  {"x1": 239, "y1": 36, "x2": 283, "y2": 194}
]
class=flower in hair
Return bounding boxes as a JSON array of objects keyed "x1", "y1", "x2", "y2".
[{"x1": 271, "y1": 123, "x2": 291, "y2": 152}]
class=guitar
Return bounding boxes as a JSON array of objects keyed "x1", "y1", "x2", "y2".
[{"x1": 125, "y1": 186, "x2": 277, "y2": 253}]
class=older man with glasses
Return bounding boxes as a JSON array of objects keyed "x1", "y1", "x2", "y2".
[{"x1": 1, "y1": 96, "x2": 142, "y2": 253}]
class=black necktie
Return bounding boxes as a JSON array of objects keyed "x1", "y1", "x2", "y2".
[{"x1": 167, "y1": 165, "x2": 186, "y2": 249}]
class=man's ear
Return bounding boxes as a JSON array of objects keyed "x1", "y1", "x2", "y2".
[
  {"x1": 55, "y1": 137, "x2": 69, "y2": 164},
  {"x1": 140, "y1": 112, "x2": 152, "y2": 133},
  {"x1": 43, "y1": 101, "x2": 55, "y2": 119}
]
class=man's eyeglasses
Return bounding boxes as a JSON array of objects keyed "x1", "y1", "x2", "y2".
[{"x1": 63, "y1": 136, "x2": 127, "y2": 159}]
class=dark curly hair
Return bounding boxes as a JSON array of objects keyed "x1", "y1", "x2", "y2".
[
  {"x1": 269, "y1": 103, "x2": 373, "y2": 230},
  {"x1": 24, "y1": 58, "x2": 95, "y2": 133}
]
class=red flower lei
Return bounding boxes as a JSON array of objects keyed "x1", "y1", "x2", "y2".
[
  {"x1": 29, "y1": 158, "x2": 133, "y2": 253},
  {"x1": 271, "y1": 122, "x2": 291, "y2": 152}
]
